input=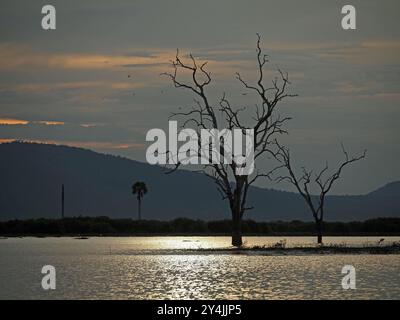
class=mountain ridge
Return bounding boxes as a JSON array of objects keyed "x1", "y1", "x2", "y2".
[{"x1": 0, "y1": 141, "x2": 399, "y2": 221}]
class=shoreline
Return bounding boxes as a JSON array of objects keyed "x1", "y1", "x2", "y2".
[
  {"x1": 1, "y1": 235, "x2": 399, "y2": 255},
  {"x1": 1, "y1": 233, "x2": 400, "y2": 237}
]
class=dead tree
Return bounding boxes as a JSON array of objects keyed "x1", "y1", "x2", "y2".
[
  {"x1": 162, "y1": 34, "x2": 296, "y2": 246},
  {"x1": 272, "y1": 141, "x2": 366, "y2": 244}
]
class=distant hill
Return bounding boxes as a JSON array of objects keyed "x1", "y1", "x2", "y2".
[{"x1": 0, "y1": 142, "x2": 399, "y2": 221}]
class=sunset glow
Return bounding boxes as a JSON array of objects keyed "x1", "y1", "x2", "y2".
[{"x1": 0, "y1": 118, "x2": 29, "y2": 125}]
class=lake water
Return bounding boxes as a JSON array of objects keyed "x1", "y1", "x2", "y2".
[{"x1": 0, "y1": 236, "x2": 399, "y2": 299}]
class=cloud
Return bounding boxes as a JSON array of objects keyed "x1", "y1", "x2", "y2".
[
  {"x1": 0, "y1": 138, "x2": 16, "y2": 143},
  {"x1": 361, "y1": 41, "x2": 400, "y2": 49},
  {"x1": 0, "y1": 44, "x2": 175, "y2": 71},
  {"x1": 80, "y1": 123, "x2": 97, "y2": 128},
  {"x1": 35, "y1": 121, "x2": 65, "y2": 126},
  {"x1": 0, "y1": 42, "x2": 293, "y2": 80},
  {"x1": 0, "y1": 118, "x2": 64, "y2": 126},
  {"x1": 0, "y1": 118, "x2": 29, "y2": 125},
  {"x1": 313, "y1": 41, "x2": 400, "y2": 66},
  {"x1": 121, "y1": 63, "x2": 167, "y2": 68}
]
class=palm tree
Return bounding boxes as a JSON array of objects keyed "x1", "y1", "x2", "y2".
[{"x1": 132, "y1": 181, "x2": 147, "y2": 220}]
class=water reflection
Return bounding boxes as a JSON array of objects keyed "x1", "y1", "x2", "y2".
[{"x1": 0, "y1": 237, "x2": 399, "y2": 299}]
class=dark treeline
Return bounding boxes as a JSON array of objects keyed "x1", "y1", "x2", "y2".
[{"x1": 1, "y1": 217, "x2": 400, "y2": 236}]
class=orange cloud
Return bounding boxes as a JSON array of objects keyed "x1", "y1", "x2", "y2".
[
  {"x1": 0, "y1": 44, "x2": 172, "y2": 71},
  {"x1": 0, "y1": 44, "x2": 252, "y2": 81},
  {"x1": 0, "y1": 118, "x2": 29, "y2": 125},
  {"x1": 0, "y1": 138, "x2": 16, "y2": 143},
  {"x1": 0, "y1": 118, "x2": 65, "y2": 126},
  {"x1": 9, "y1": 81, "x2": 146, "y2": 95}
]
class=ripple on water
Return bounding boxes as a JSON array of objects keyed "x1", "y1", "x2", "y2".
[{"x1": 0, "y1": 237, "x2": 399, "y2": 299}]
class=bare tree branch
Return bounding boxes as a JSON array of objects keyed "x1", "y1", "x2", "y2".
[
  {"x1": 271, "y1": 140, "x2": 366, "y2": 229},
  {"x1": 161, "y1": 35, "x2": 296, "y2": 246}
]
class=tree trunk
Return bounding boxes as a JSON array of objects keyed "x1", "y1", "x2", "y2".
[
  {"x1": 316, "y1": 219, "x2": 323, "y2": 244},
  {"x1": 138, "y1": 197, "x2": 141, "y2": 221},
  {"x1": 231, "y1": 212, "x2": 242, "y2": 247},
  {"x1": 231, "y1": 177, "x2": 245, "y2": 247}
]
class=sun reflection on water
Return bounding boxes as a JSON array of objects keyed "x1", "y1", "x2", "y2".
[{"x1": 0, "y1": 237, "x2": 399, "y2": 299}]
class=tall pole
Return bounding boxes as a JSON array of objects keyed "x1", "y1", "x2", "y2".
[
  {"x1": 138, "y1": 196, "x2": 141, "y2": 220},
  {"x1": 61, "y1": 184, "x2": 64, "y2": 219}
]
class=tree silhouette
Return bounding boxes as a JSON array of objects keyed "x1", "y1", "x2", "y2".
[
  {"x1": 132, "y1": 181, "x2": 148, "y2": 220},
  {"x1": 163, "y1": 34, "x2": 296, "y2": 246},
  {"x1": 271, "y1": 141, "x2": 366, "y2": 244}
]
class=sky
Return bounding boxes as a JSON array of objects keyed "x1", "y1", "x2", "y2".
[{"x1": 0, "y1": 0, "x2": 399, "y2": 194}]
